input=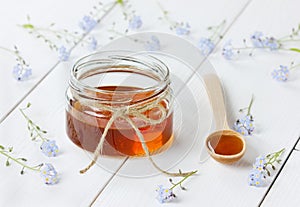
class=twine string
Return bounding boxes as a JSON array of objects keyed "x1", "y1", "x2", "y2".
[{"x1": 77, "y1": 89, "x2": 195, "y2": 177}]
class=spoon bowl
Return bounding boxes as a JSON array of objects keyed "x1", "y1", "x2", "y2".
[{"x1": 206, "y1": 130, "x2": 246, "y2": 164}]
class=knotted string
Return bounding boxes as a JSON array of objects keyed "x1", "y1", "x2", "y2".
[{"x1": 76, "y1": 89, "x2": 195, "y2": 177}]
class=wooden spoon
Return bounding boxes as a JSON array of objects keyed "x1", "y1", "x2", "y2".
[{"x1": 203, "y1": 74, "x2": 246, "y2": 164}]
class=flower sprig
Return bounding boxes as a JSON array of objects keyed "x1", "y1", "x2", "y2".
[
  {"x1": 249, "y1": 148, "x2": 285, "y2": 187},
  {"x1": 20, "y1": 1, "x2": 120, "y2": 61},
  {"x1": 158, "y1": 3, "x2": 190, "y2": 36},
  {"x1": 20, "y1": 16, "x2": 96, "y2": 61},
  {"x1": 0, "y1": 144, "x2": 58, "y2": 184},
  {"x1": 19, "y1": 103, "x2": 59, "y2": 157},
  {"x1": 198, "y1": 20, "x2": 226, "y2": 56},
  {"x1": 234, "y1": 96, "x2": 254, "y2": 136},
  {"x1": 108, "y1": 0, "x2": 143, "y2": 42},
  {"x1": 222, "y1": 23, "x2": 300, "y2": 60},
  {"x1": 156, "y1": 170, "x2": 197, "y2": 203},
  {"x1": 108, "y1": 26, "x2": 161, "y2": 51},
  {"x1": 0, "y1": 45, "x2": 32, "y2": 81},
  {"x1": 272, "y1": 62, "x2": 300, "y2": 82},
  {"x1": 114, "y1": 0, "x2": 143, "y2": 31},
  {"x1": 0, "y1": 144, "x2": 42, "y2": 174}
]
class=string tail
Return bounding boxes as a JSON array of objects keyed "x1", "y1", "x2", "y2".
[
  {"x1": 79, "y1": 113, "x2": 119, "y2": 174},
  {"x1": 80, "y1": 160, "x2": 96, "y2": 174},
  {"x1": 124, "y1": 116, "x2": 195, "y2": 177}
]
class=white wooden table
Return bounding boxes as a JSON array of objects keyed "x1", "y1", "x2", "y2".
[{"x1": 1, "y1": 0, "x2": 300, "y2": 206}]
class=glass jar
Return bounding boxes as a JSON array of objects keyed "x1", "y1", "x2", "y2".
[{"x1": 66, "y1": 51, "x2": 174, "y2": 156}]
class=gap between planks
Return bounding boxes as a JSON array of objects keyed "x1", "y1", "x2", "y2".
[
  {"x1": 89, "y1": 157, "x2": 129, "y2": 207},
  {"x1": 258, "y1": 136, "x2": 300, "y2": 206}
]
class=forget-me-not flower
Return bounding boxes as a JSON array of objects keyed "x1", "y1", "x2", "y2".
[
  {"x1": 40, "y1": 163, "x2": 59, "y2": 185},
  {"x1": 145, "y1": 35, "x2": 160, "y2": 51},
  {"x1": 79, "y1": 15, "x2": 97, "y2": 32},
  {"x1": 272, "y1": 65, "x2": 289, "y2": 82},
  {"x1": 198, "y1": 38, "x2": 215, "y2": 56},
  {"x1": 128, "y1": 15, "x2": 143, "y2": 30},
  {"x1": 58, "y1": 46, "x2": 70, "y2": 61},
  {"x1": 156, "y1": 185, "x2": 176, "y2": 203},
  {"x1": 12, "y1": 65, "x2": 32, "y2": 81},
  {"x1": 40, "y1": 140, "x2": 59, "y2": 157}
]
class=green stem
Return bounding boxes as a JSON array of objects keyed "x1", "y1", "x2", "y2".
[
  {"x1": 265, "y1": 148, "x2": 285, "y2": 166},
  {"x1": 278, "y1": 39, "x2": 300, "y2": 43},
  {"x1": 247, "y1": 95, "x2": 254, "y2": 116},
  {"x1": 27, "y1": 26, "x2": 87, "y2": 45},
  {"x1": 0, "y1": 46, "x2": 25, "y2": 64},
  {"x1": 19, "y1": 108, "x2": 47, "y2": 142},
  {"x1": 170, "y1": 170, "x2": 197, "y2": 190},
  {"x1": 108, "y1": 29, "x2": 145, "y2": 43},
  {"x1": 209, "y1": 20, "x2": 226, "y2": 42},
  {"x1": 92, "y1": 1, "x2": 116, "y2": 19},
  {"x1": 290, "y1": 63, "x2": 300, "y2": 71},
  {"x1": 0, "y1": 150, "x2": 41, "y2": 172},
  {"x1": 289, "y1": 48, "x2": 300, "y2": 53},
  {"x1": 157, "y1": 2, "x2": 176, "y2": 27}
]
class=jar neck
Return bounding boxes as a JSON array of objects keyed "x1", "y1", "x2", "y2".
[{"x1": 69, "y1": 52, "x2": 170, "y2": 105}]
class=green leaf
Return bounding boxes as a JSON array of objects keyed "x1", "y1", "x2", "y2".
[
  {"x1": 6, "y1": 160, "x2": 10, "y2": 166},
  {"x1": 22, "y1": 24, "x2": 34, "y2": 29},
  {"x1": 20, "y1": 158, "x2": 27, "y2": 162},
  {"x1": 8, "y1": 147, "x2": 13, "y2": 152},
  {"x1": 290, "y1": 48, "x2": 300, "y2": 53},
  {"x1": 116, "y1": 0, "x2": 123, "y2": 4},
  {"x1": 26, "y1": 102, "x2": 31, "y2": 108},
  {"x1": 0, "y1": 145, "x2": 4, "y2": 150}
]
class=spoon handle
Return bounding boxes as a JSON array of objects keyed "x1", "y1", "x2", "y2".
[{"x1": 203, "y1": 74, "x2": 229, "y2": 130}]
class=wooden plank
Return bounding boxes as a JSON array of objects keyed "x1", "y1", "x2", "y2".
[
  {"x1": 261, "y1": 151, "x2": 300, "y2": 207},
  {"x1": 0, "y1": 60, "x2": 126, "y2": 206}
]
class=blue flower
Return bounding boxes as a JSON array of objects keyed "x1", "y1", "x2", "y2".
[
  {"x1": 12, "y1": 64, "x2": 32, "y2": 81},
  {"x1": 251, "y1": 31, "x2": 264, "y2": 48},
  {"x1": 128, "y1": 15, "x2": 143, "y2": 30},
  {"x1": 272, "y1": 65, "x2": 289, "y2": 81},
  {"x1": 88, "y1": 36, "x2": 98, "y2": 51},
  {"x1": 58, "y1": 46, "x2": 70, "y2": 61},
  {"x1": 40, "y1": 140, "x2": 59, "y2": 157},
  {"x1": 198, "y1": 38, "x2": 215, "y2": 56},
  {"x1": 263, "y1": 37, "x2": 280, "y2": 50},
  {"x1": 255, "y1": 156, "x2": 266, "y2": 167},
  {"x1": 222, "y1": 41, "x2": 235, "y2": 60},
  {"x1": 79, "y1": 15, "x2": 97, "y2": 32},
  {"x1": 175, "y1": 23, "x2": 190, "y2": 36},
  {"x1": 40, "y1": 163, "x2": 59, "y2": 185},
  {"x1": 144, "y1": 35, "x2": 160, "y2": 51},
  {"x1": 248, "y1": 169, "x2": 266, "y2": 187},
  {"x1": 234, "y1": 115, "x2": 254, "y2": 136},
  {"x1": 156, "y1": 185, "x2": 176, "y2": 203},
  {"x1": 253, "y1": 156, "x2": 267, "y2": 175}
]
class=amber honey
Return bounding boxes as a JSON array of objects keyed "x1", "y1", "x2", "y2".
[
  {"x1": 66, "y1": 86, "x2": 173, "y2": 156},
  {"x1": 212, "y1": 134, "x2": 243, "y2": 155}
]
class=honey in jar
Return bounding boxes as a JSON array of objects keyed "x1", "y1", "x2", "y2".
[{"x1": 65, "y1": 52, "x2": 174, "y2": 156}]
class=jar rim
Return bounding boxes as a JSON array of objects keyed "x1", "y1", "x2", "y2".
[{"x1": 70, "y1": 51, "x2": 170, "y2": 102}]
